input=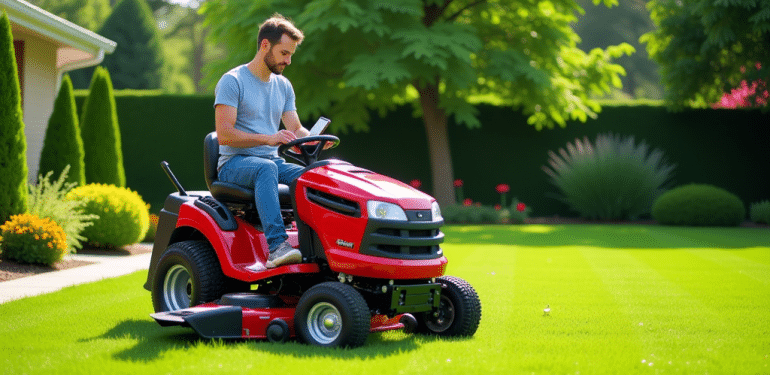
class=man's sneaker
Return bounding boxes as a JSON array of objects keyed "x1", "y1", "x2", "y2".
[{"x1": 266, "y1": 242, "x2": 302, "y2": 268}]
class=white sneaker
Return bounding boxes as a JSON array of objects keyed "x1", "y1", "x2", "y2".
[{"x1": 266, "y1": 242, "x2": 302, "y2": 268}]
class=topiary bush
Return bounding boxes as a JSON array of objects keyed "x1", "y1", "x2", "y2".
[
  {"x1": 0, "y1": 11, "x2": 28, "y2": 223},
  {"x1": 749, "y1": 200, "x2": 770, "y2": 225},
  {"x1": 38, "y1": 74, "x2": 86, "y2": 186},
  {"x1": 1, "y1": 213, "x2": 68, "y2": 266},
  {"x1": 66, "y1": 183, "x2": 150, "y2": 248},
  {"x1": 543, "y1": 133, "x2": 676, "y2": 220},
  {"x1": 652, "y1": 184, "x2": 746, "y2": 226}
]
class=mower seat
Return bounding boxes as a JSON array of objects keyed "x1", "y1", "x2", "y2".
[{"x1": 203, "y1": 132, "x2": 292, "y2": 207}]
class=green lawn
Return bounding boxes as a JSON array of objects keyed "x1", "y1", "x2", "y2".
[{"x1": 1, "y1": 225, "x2": 768, "y2": 374}]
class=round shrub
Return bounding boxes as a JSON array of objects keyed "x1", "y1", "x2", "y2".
[
  {"x1": 1, "y1": 213, "x2": 68, "y2": 266},
  {"x1": 750, "y1": 200, "x2": 770, "y2": 224},
  {"x1": 66, "y1": 184, "x2": 150, "y2": 248},
  {"x1": 652, "y1": 184, "x2": 745, "y2": 226}
]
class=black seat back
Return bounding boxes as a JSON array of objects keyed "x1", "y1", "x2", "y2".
[
  {"x1": 203, "y1": 132, "x2": 220, "y2": 191},
  {"x1": 203, "y1": 132, "x2": 292, "y2": 207}
]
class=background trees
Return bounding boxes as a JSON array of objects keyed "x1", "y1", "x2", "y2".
[
  {"x1": 642, "y1": 0, "x2": 770, "y2": 108},
  {"x1": 201, "y1": 0, "x2": 633, "y2": 205}
]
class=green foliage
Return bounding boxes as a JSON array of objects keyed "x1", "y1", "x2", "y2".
[
  {"x1": 71, "y1": 0, "x2": 165, "y2": 90},
  {"x1": 66, "y1": 183, "x2": 150, "y2": 248},
  {"x1": 0, "y1": 213, "x2": 68, "y2": 266},
  {"x1": 201, "y1": 0, "x2": 634, "y2": 131},
  {"x1": 652, "y1": 184, "x2": 746, "y2": 227},
  {"x1": 26, "y1": 0, "x2": 111, "y2": 31},
  {"x1": 28, "y1": 166, "x2": 98, "y2": 252},
  {"x1": 442, "y1": 204, "x2": 500, "y2": 224},
  {"x1": 0, "y1": 11, "x2": 28, "y2": 223},
  {"x1": 642, "y1": 0, "x2": 770, "y2": 108},
  {"x1": 80, "y1": 66, "x2": 126, "y2": 187},
  {"x1": 749, "y1": 200, "x2": 770, "y2": 224},
  {"x1": 38, "y1": 74, "x2": 86, "y2": 186},
  {"x1": 543, "y1": 133, "x2": 676, "y2": 220}
]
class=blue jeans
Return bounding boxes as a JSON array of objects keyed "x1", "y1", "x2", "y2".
[{"x1": 218, "y1": 155, "x2": 304, "y2": 251}]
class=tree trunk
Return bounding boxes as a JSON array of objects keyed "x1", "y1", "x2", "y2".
[{"x1": 416, "y1": 81, "x2": 455, "y2": 207}]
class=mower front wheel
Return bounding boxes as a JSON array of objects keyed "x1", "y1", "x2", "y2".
[
  {"x1": 152, "y1": 240, "x2": 227, "y2": 312},
  {"x1": 294, "y1": 282, "x2": 370, "y2": 348},
  {"x1": 416, "y1": 276, "x2": 481, "y2": 337}
]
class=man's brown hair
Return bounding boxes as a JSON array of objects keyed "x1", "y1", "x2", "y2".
[{"x1": 258, "y1": 13, "x2": 304, "y2": 46}]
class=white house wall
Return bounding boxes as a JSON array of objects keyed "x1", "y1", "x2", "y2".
[{"x1": 11, "y1": 25, "x2": 57, "y2": 183}]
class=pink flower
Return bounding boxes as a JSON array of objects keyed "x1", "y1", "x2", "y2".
[
  {"x1": 453, "y1": 179, "x2": 464, "y2": 187},
  {"x1": 496, "y1": 184, "x2": 510, "y2": 194},
  {"x1": 410, "y1": 179, "x2": 422, "y2": 189},
  {"x1": 516, "y1": 202, "x2": 527, "y2": 212},
  {"x1": 463, "y1": 198, "x2": 473, "y2": 206}
]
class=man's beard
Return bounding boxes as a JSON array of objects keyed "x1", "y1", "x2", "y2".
[{"x1": 264, "y1": 49, "x2": 286, "y2": 75}]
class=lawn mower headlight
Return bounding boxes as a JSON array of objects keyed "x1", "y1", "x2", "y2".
[
  {"x1": 431, "y1": 201, "x2": 443, "y2": 222},
  {"x1": 367, "y1": 201, "x2": 408, "y2": 221}
]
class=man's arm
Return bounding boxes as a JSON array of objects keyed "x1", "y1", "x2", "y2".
[
  {"x1": 282, "y1": 110, "x2": 309, "y2": 138},
  {"x1": 216, "y1": 104, "x2": 295, "y2": 147}
]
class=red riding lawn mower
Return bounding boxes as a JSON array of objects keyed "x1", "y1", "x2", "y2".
[{"x1": 145, "y1": 133, "x2": 481, "y2": 347}]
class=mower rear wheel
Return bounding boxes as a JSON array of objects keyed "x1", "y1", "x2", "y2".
[
  {"x1": 416, "y1": 276, "x2": 481, "y2": 337},
  {"x1": 294, "y1": 282, "x2": 370, "y2": 348},
  {"x1": 152, "y1": 240, "x2": 227, "y2": 312}
]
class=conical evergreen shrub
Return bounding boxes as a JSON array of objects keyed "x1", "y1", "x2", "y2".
[
  {"x1": 80, "y1": 66, "x2": 125, "y2": 187},
  {"x1": 0, "y1": 11, "x2": 28, "y2": 222},
  {"x1": 38, "y1": 74, "x2": 86, "y2": 186}
]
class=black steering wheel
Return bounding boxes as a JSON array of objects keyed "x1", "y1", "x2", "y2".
[{"x1": 277, "y1": 135, "x2": 340, "y2": 166}]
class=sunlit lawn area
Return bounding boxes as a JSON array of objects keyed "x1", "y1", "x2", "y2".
[{"x1": 1, "y1": 224, "x2": 768, "y2": 374}]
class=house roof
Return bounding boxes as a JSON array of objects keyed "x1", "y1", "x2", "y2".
[{"x1": 1, "y1": 0, "x2": 116, "y2": 56}]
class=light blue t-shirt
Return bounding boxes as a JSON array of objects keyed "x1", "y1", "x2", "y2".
[{"x1": 214, "y1": 64, "x2": 297, "y2": 169}]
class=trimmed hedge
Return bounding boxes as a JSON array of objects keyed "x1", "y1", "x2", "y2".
[{"x1": 74, "y1": 92, "x2": 770, "y2": 217}]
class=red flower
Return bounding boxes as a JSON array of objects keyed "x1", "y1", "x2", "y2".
[
  {"x1": 453, "y1": 179, "x2": 464, "y2": 187},
  {"x1": 494, "y1": 204, "x2": 502, "y2": 211},
  {"x1": 496, "y1": 184, "x2": 510, "y2": 194},
  {"x1": 463, "y1": 198, "x2": 473, "y2": 206},
  {"x1": 516, "y1": 202, "x2": 527, "y2": 212},
  {"x1": 410, "y1": 179, "x2": 422, "y2": 189}
]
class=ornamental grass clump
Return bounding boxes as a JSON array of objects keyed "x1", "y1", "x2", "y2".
[
  {"x1": 28, "y1": 166, "x2": 97, "y2": 252},
  {"x1": 1, "y1": 213, "x2": 67, "y2": 266},
  {"x1": 542, "y1": 133, "x2": 676, "y2": 220},
  {"x1": 66, "y1": 184, "x2": 149, "y2": 248}
]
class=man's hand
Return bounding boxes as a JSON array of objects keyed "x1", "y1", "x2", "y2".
[{"x1": 269, "y1": 130, "x2": 298, "y2": 146}]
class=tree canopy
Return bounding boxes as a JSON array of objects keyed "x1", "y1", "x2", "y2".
[
  {"x1": 642, "y1": 0, "x2": 770, "y2": 108},
  {"x1": 201, "y1": 0, "x2": 633, "y2": 205}
]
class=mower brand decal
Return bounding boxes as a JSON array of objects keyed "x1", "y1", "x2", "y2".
[{"x1": 336, "y1": 239, "x2": 355, "y2": 249}]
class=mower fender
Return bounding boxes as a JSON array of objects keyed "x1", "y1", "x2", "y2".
[{"x1": 175, "y1": 202, "x2": 267, "y2": 279}]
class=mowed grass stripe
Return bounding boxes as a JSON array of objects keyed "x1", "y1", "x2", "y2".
[{"x1": 510, "y1": 245, "x2": 642, "y2": 374}]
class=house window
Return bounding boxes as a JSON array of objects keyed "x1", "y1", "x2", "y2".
[{"x1": 13, "y1": 40, "x2": 23, "y2": 105}]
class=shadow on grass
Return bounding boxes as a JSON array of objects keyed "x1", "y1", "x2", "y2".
[
  {"x1": 443, "y1": 224, "x2": 770, "y2": 249},
  {"x1": 86, "y1": 319, "x2": 468, "y2": 362}
]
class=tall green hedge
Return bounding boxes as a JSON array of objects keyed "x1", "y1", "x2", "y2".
[
  {"x1": 74, "y1": 93, "x2": 770, "y2": 217},
  {"x1": 0, "y1": 11, "x2": 28, "y2": 222},
  {"x1": 38, "y1": 74, "x2": 85, "y2": 186},
  {"x1": 80, "y1": 67, "x2": 125, "y2": 187}
]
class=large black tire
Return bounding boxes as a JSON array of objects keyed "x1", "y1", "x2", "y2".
[
  {"x1": 152, "y1": 240, "x2": 227, "y2": 313},
  {"x1": 416, "y1": 276, "x2": 481, "y2": 337},
  {"x1": 294, "y1": 282, "x2": 370, "y2": 348}
]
